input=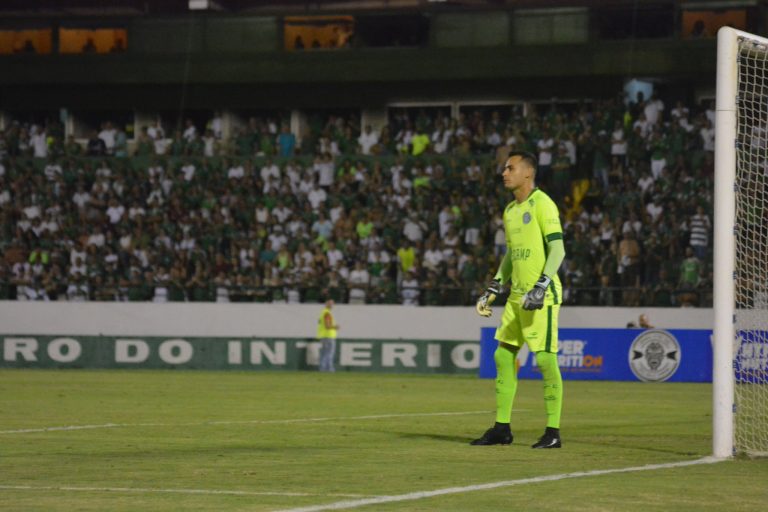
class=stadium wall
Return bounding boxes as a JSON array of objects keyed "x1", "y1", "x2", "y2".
[
  {"x1": 0, "y1": 302, "x2": 712, "y2": 339},
  {"x1": 0, "y1": 303, "x2": 714, "y2": 378}
]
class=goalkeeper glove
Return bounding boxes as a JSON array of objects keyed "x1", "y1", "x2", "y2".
[
  {"x1": 522, "y1": 275, "x2": 551, "y2": 311},
  {"x1": 476, "y1": 280, "x2": 502, "y2": 317}
]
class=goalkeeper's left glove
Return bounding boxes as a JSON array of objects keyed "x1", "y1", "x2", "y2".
[
  {"x1": 522, "y1": 275, "x2": 551, "y2": 311},
  {"x1": 476, "y1": 279, "x2": 502, "y2": 317}
]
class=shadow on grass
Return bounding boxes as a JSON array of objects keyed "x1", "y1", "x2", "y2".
[
  {"x1": 569, "y1": 437, "x2": 702, "y2": 457},
  {"x1": 393, "y1": 431, "x2": 477, "y2": 444}
]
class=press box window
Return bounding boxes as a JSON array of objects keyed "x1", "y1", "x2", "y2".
[
  {"x1": 0, "y1": 29, "x2": 52, "y2": 54},
  {"x1": 59, "y1": 28, "x2": 127, "y2": 54}
]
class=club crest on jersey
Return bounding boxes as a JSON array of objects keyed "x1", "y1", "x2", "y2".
[{"x1": 523, "y1": 212, "x2": 532, "y2": 224}]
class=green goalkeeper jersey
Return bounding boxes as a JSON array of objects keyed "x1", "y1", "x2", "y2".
[{"x1": 501, "y1": 188, "x2": 563, "y2": 304}]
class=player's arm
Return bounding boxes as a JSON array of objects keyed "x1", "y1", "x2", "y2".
[
  {"x1": 324, "y1": 312, "x2": 338, "y2": 330},
  {"x1": 542, "y1": 236, "x2": 565, "y2": 279},
  {"x1": 522, "y1": 235, "x2": 565, "y2": 311},
  {"x1": 493, "y1": 249, "x2": 512, "y2": 285},
  {"x1": 476, "y1": 251, "x2": 511, "y2": 317},
  {"x1": 523, "y1": 199, "x2": 566, "y2": 311}
]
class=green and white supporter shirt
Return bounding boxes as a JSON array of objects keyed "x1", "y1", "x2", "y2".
[{"x1": 498, "y1": 188, "x2": 563, "y2": 305}]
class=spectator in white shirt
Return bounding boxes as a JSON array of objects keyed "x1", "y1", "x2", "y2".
[
  {"x1": 182, "y1": 119, "x2": 197, "y2": 142},
  {"x1": 537, "y1": 132, "x2": 555, "y2": 167},
  {"x1": 670, "y1": 100, "x2": 689, "y2": 120},
  {"x1": 610, "y1": 121, "x2": 627, "y2": 165},
  {"x1": 72, "y1": 185, "x2": 91, "y2": 210},
  {"x1": 438, "y1": 205, "x2": 454, "y2": 239},
  {"x1": 268, "y1": 226, "x2": 288, "y2": 252},
  {"x1": 400, "y1": 270, "x2": 420, "y2": 306},
  {"x1": 87, "y1": 226, "x2": 106, "y2": 248},
  {"x1": 105, "y1": 198, "x2": 125, "y2": 225},
  {"x1": 326, "y1": 241, "x2": 344, "y2": 268},
  {"x1": 226, "y1": 160, "x2": 244, "y2": 180},
  {"x1": 181, "y1": 161, "x2": 196, "y2": 181},
  {"x1": 700, "y1": 120, "x2": 715, "y2": 152},
  {"x1": 128, "y1": 200, "x2": 146, "y2": 221},
  {"x1": 98, "y1": 121, "x2": 117, "y2": 154},
  {"x1": 643, "y1": 93, "x2": 664, "y2": 125},
  {"x1": 348, "y1": 261, "x2": 370, "y2": 304},
  {"x1": 705, "y1": 99, "x2": 716, "y2": 125},
  {"x1": 146, "y1": 184, "x2": 164, "y2": 206},
  {"x1": 298, "y1": 172, "x2": 315, "y2": 196},
  {"x1": 315, "y1": 153, "x2": 335, "y2": 188},
  {"x1": 153, "y1": 268, "x2": 170, "y2": 303},
  {"x1": 43, "y1": 159, "x2": 62, "y2": 181},
  {"x1": 147, "y1": 120, "x2": 164, "y2": 140},
  {"x1": 632, "y1": 113, "x2": 651, "y2": 139},
  {"x1": 30, "y1": 126, "x2": 48, "y2": 158},
  {"x1": 307, "y1": 185, "x2": 327, "y2": 210},
  {"x1": 41, "y1": 214, "x2": 59, "y2": 235},
  {"x1": 637, "y1": 170, "x2": 655, "y2": 196},
  {"x1": 214, "y1": 272, "x2": 231, "y2": 303},
  {"x1": 367, "y1": 243, "x2": 391, "y2": 271},
  {"x1": 358, "y1": 125, "x2": 379, "y2": 155},
  {"x1": 178, "y1": 232, "x2": 197, "y2": 252},
  {"x1": 486, "y1": 128, "x2": 502, "y2": 148},
  {"x1": 423, "y1": 240, "x2": 444, "y2": 272},
  {"x1": 69, "y1": 255, "x2": 88, "y2": 277},
  {"x1": 646, "y1": 196, "x2": 664, "y2": 222},
  {"x1": 403, "y1": 214, "x2": 425, "y2": 243},
  {"x1": 260, "y1": 159, "x2": 280, "y2": 182},
  {"x1": 66, "y1": 274, "x2": 90, "y2": 302},
  {"x1": 209, "y1": 112, "x2": 223, "y2": 138},
  {"x1": 272, "y1": 200, "x2": 292, "y2": 223}
]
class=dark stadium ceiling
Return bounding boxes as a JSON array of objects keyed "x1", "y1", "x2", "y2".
[{"x1": 0, "y1": 0, "x2": 757, "y2": 17}]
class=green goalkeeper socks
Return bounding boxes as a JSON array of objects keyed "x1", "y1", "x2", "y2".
[
  {"x1": 494, "y1": 344, "x2": 518, "y2": 424},
  {"x1": 535, "y1": 351, "x2": 563, "y2": 429}
]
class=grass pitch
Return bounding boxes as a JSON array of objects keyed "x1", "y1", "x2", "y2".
[{"x1": 0, "y1": 370, "x2": 766, "y2": 511}]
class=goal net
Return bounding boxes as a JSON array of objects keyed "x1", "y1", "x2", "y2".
[{"x1": 715, "y1": 28, "x2": 768, "y2": 458}]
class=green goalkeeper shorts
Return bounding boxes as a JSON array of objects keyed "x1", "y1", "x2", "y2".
[{"x1": 495, "y1": 299, "x2": 560, "y2": 354}]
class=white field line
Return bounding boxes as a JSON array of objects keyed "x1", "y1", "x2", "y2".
[
  {"x1": 274, "y1": 456, "x2": 726, "y2": 512},
  {"x1": 0, "y1": 484, "x2": 374, "y2": 499},
  {"x1": 0, "y1": 410, "x2": 497, "y2": 435}
]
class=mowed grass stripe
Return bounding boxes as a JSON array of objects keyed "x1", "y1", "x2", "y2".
[
  {"x1": 0, "y1": 410, "x2": 493, "y2": 435},
  {"x1": 0, "y1": 484, "x2": 374, "y2": 498}
]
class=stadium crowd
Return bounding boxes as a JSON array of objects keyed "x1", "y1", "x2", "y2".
[{"x1": 0, "y1": 91, "x2": 715, "y2": 306}]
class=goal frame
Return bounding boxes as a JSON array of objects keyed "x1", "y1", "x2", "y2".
[{"x1": 713, "y1": 27, "x2": 768, "y2": 458}]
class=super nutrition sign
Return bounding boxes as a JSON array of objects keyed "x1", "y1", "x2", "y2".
[{"x1": 0, "y1": 336, "x2": 480, "y2": 374}]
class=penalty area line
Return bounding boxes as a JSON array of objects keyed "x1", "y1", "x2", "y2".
[{"x1": 273, "y1": 456, "x2": 726, "y2": 512}]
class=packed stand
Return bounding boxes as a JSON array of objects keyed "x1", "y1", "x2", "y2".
[{"x1": 0, "y1": 92, "x2": 715, "y2": 306}]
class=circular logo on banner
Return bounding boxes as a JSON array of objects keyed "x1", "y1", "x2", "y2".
[{"x1": 628, "y1": 329, "x2": 681, "y2": 382}]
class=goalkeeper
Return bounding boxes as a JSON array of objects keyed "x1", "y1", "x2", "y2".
[{"x1": 473, "y1": 151, "x2": 566, "y2": 449}]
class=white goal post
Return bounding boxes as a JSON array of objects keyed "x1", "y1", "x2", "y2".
[{"x1": 714, "y1": 27, "x2": 768, "y2": 458}]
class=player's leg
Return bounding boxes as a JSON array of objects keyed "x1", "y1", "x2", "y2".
[
  {"x1": 536, "y1": 350, "x2": 562, "y2": 430},
  {"x1": 495, "y1": 342, "x2": 519, "y2": 425},
  {"x1": 320, "y1": 339, "x2": 336, "y2": 372},
  {"x1": 532, "y1": 350, "x2": 562, "y2": 448},
  {"x1": 319, "y1": 338, "x2": 331, "y2": 371},
  {"x1": 471, "y1": 301, "x2": 522, "y2": 445},
  {"x1": 326, "y1": 338, "x2": 336, "y2": 372},
  {"x1": 521, "y1": 304, "x2": 563, "y2": 448}
]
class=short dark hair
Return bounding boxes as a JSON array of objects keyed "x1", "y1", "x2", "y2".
[{"x1": 507, "y1": 151, "x2": 538, "y2": 174}]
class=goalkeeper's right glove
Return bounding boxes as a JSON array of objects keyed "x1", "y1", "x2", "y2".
[{"x1": 476, "y1": 280, "x2": 502, "y2": 318}]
